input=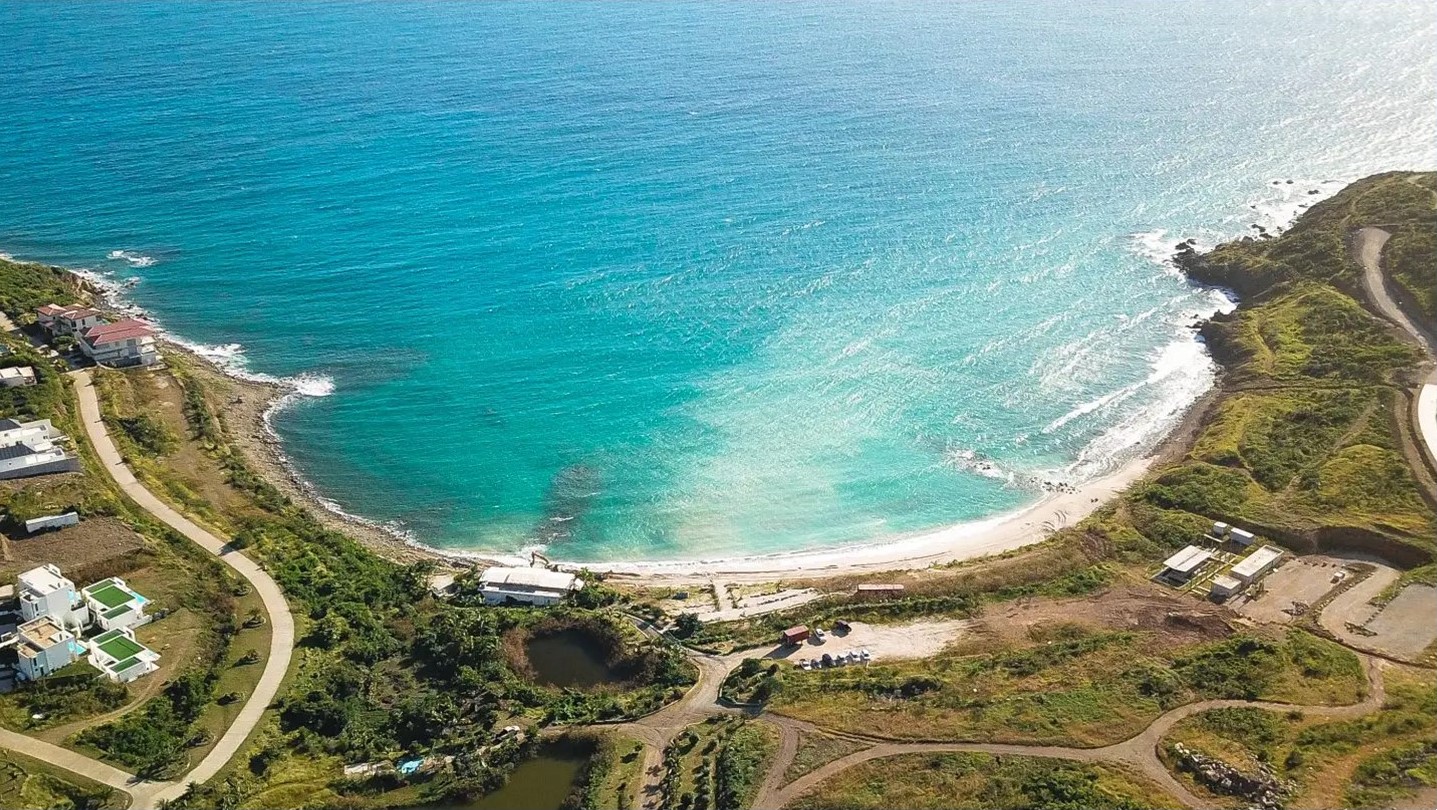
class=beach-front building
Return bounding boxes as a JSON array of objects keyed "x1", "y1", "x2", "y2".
[
  {"x1": 82, "y1": 577, "x2": 151, "y2": 631},
  {"x1": 0, "y1": 417, "x2": 81, "y2": 480},
  {"x1": 0, "y1": 366, "x2": 36, "y2": 388},
  {"x1": 80, "y1": 319, "x2": 159, "y2": 367},
  {"x1": 38, "y1": 305, "x2": 106, "y2": 337},
  {"x1": 86, "y1": 627, "x2": 160, "y2": 683},
  {"x1": 17, "y1": 564, "x2": 91, "y2": 630},
  {"x1": 476, "y1": 566, "x2": 583, "y2": 606},
  {"x1": 13, "y1": 616, "x2": 83, "y2": 682}
]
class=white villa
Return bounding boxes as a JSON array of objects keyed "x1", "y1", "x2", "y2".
[
  {"x1": 87, "y1": 627, "x2": 160, "y2": 683},
  {"x1": 35, "y1": 304, "x2": 160, "y2": 367},
  {"x1": 18, "y1": 564, "x2": 90, "y2": 630},
  {"x1": 476, "y1": 566, "x2": 583, "y2": 606},
  {"x1": 82, "y1": 577, "x2": 151, "y2": 631},
  {"x1": 0, "y1": 366, "x2": 36, "y2": 388},
  {"x1": 14, "y1": 616, "x2": 82, "y2": 682},
  {"x1": 37, "y1": 304, "x2": 105, "y2": 337},
  {"x1": 80, "y1": 319, "x2": 159, "y2": 367},
  {"x1": 0, "y1": 417, "x2": 81, "y2": 480}
]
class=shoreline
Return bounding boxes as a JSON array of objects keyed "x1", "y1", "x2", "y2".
[
  {"x1": 173, "y1": 333, "x2": 1205, "y2": 583},
  {"x1": 21, "y1": 233, "x2": 1232, "y2": 582},
  {"x1": 40, "y1": 255, "x2": 1217, "y2": 582}
]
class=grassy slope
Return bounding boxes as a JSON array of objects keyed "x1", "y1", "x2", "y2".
[
  {"x1": 1159, "y1": 667, "x2": 1436, "y2": 809},
  {"x1": 789, "y1": 752, "x2": 1181, "y2": 810},
  {"x1": 1162, "y1": 171, "x2": 1435, "y2": 559}
]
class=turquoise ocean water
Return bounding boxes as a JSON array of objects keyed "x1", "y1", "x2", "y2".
[{"x1": 3, "y1": 2, "x2": 1434, "y2": 561}]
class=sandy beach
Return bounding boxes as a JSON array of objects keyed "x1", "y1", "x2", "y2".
[{"x1": 172, "y1": 334, "x2": 1192, "y2": 583}]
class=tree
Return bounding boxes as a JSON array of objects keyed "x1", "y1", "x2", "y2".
[{"x1": 674, "y1": 613, "x2": 703, "y2": 638}]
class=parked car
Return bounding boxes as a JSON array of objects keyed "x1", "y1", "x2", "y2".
[{"x1": 820, "y1": 653, "x2": 833, "y2": 667}]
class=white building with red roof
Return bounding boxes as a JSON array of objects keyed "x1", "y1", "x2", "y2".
[
  {"x1": 80, "y1": 319, "x2": 159, "y2": 367},
  {"x1": 37, "y1": 304, "x2": 105, "y2": 337}
]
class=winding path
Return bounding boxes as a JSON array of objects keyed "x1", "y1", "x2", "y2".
[
  {"x1": 0, "y1": 371, "x2": 298, "y2": 809},
  {"x1": 754, "y1": 654, "x2": 1387, "y2": 809}
]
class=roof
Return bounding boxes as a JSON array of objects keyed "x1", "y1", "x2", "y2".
[
  {"x1": 18, "y1": 616, "x2": 69, "y2": 647},
  {"x1": 782, "y1": 625, "x2": 809, "y2": 636},
  {"x1": 1211, "y1": 575, "x2": 1242, "y2": 591},
  {"x1": 57, "y1": 307, "x2": 103, "y2": 320},
  {"x1": 1232, "y1": 546, "x2": 1284, "y2": 579},
  {"x1": 92, "y1": 629, "x2": 146, "y2": 662},
  {"x1": 477, "y1": 566, "x2": 580, "y2": 593},
  {"x1": 0, "y1": 418, "x2": 23, "y2": 431},
  {"x1": 0, "y1": 442, "x2": 49, "y2": 460},
  {"x1": 85, "y1": 579, "x2": 139, "y2": 610},
  {"x1": 1162, "y1": 545, "x2": 1213, "y2": 574},
  {"x1": 83, "y1": 319, "x2": 155, "y2": 345},
  {"x1": 19, "y1": 565, "x2": 71, "y2": 595},
  {"x1": 0, "y1": 366, "x2": 35, "y2": 379},
  {"x1": 37, "y1": 304, "x2": 69, "y2": 316}
]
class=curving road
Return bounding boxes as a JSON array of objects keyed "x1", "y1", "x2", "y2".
[
  {"x1": 1354, "y1": 226, "x2": 1437, "y2": 472},
  {"x1": 755, "y1": 654, "x2": 1387, "y2": 809},
  {"x1": 14, "y1": 371, "x2": 298, "y2": 809}
]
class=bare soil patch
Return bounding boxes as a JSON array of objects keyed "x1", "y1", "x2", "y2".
[
  {"x1": 0, "y1": 516, "x2": 144, "y2": 580},
  {"x1": 1232, "y1": 556, "x2": 1350, "y2": 626},
  {"x1": 980, "y1": 582, "x2": 1232, "y2": 648},
  {"x1": 1363, "y1": 585, "x2": 1437, "y2": 659}
]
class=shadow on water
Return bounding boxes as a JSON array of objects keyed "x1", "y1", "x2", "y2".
[
  {"x1": 448, "y1": 740, "x2": 591, "y2": 810},
  {"x1": 525, "y1": 628, "x2": 623, "y2": 689}
]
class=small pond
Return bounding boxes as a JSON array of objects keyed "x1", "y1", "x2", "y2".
[
  {"x1": 456, "y1": 741, "x2": 589, "y2": 810},
  {"x1": 524, "y1": 627, "x2": 623, "y2": 689}
]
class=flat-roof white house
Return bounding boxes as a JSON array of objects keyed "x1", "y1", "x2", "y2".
[
  {"x1": 0, "y1": 366, "x2": 36, "y2": 388},
  {"x1": 80, "y1": 319, "x2": 159, "y2": 367},
  {"x1": 476, "y1": 567, "x2": 583, "y2": 606},
  {"x1": 82, "y1": 577, "x2": 151, "y2": 632},
  {"x1": 87, "y1": 627, "x2": 160, "y2": 683},
  {"x1": 0, "y1": 417, "x2": 81, "y2": 480},
  {"x1": 1160, "y1": 545, "x2": 1214, "y2": 584},
  {"x1": 1231, "y1": 545, "x2": 1284, "y2": 584},
  {"x1": 14, "y1": 615, "x2": 82, "y2": 682},
  {"x1": 1209, "y1": 574, "x2": 1244, "y2": 600},
  {"x1": 18, "y1": 564, "x2": 90, "y2": 630}
]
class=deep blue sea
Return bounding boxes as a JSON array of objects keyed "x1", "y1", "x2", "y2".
[{"x1": 3, "y1": 2, "x2": 1434, "y2": 561}]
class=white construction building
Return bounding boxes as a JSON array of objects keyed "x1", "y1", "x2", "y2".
[
  {"x1": 1159, "y1": 545, "x2": 1214, "y2": 584},
  {"x1": 0, "y1": 366, "x2": 36, "y2": 388},
  {"x1": 14, "y1": 616, "x2": 82, "y2": 682},
  {"x1": 0, "y1": 417, "x2": 80, "y2": 480},
  {"x1": 18, "y1": 564, "x2": 91, "y2": 629},
  {"x1": 476, "y1": 566, "x2": 583, "y2": 606},
  {"x1": 1209, "y1": 575, "x2": 1244, "y2": 600},
  {"x1": 1231, "y1": 545, "x2": 1284, "y2": 584},
  {"x1": 87, "y1": 627, "x2": 161, "y2": 683},
  {"x1": 82, "y1": 577, "x2": 152, "y2": 632}
]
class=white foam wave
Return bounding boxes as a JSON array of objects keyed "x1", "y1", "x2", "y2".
[{"x1": 106, "y1": 249, "x2": 156, "y2": 268}]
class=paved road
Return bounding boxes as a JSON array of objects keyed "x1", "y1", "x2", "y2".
[
  {"x1": 0, "y1": 726, "x2": 136, "y2": 794},
  {"x1": 1354, "y1": 226, "x2": 1437, "y2": 474},
  {"x1": 70, "y1": 370, "x2": 296, "y2": 808}
]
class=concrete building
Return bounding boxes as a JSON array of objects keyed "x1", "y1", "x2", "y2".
[
  {"x1": 1231, "y1": 545, "x2": 1284, "y2": 584},
  {"x1": 1229, "y1": 527, "x2": 1257, "y2": 547},
  {"x1": 18, "y1": 564, "x2": 90, "y2": 629},
  {"x1": 1212, "y1": 521, "x2": 1230, "y2": 538},
  {"x1": 0, "y1": 417, "x2": 80, "y2": 480},
  {"x1": 0, "y1": 366, "x2": 36, "y2": 388},
  {"x1": 87, "y1": 627, "x2": 160, "y2": 683},
  {"x1": 1209, "y1": 575, "x2": 1243, "y2": 600},
  {"x1": 22, "y1": 511, "x2": 80, "y2": 535},
  {"x1": 80, "y1": 319, "x2": 159, "y2": 367},
  {"x1": 475, "y1": 566, "x2": 583, "y2": 606},
  {"x1": 82, "y1": 577, "x2": 151, "y2": 632},
  {"x1": 1159, "y1": 545, "x2": 1214, "y2": 584},
  {"x1": 14, "y1": 616, "x2": 82, "y2": 682}
]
